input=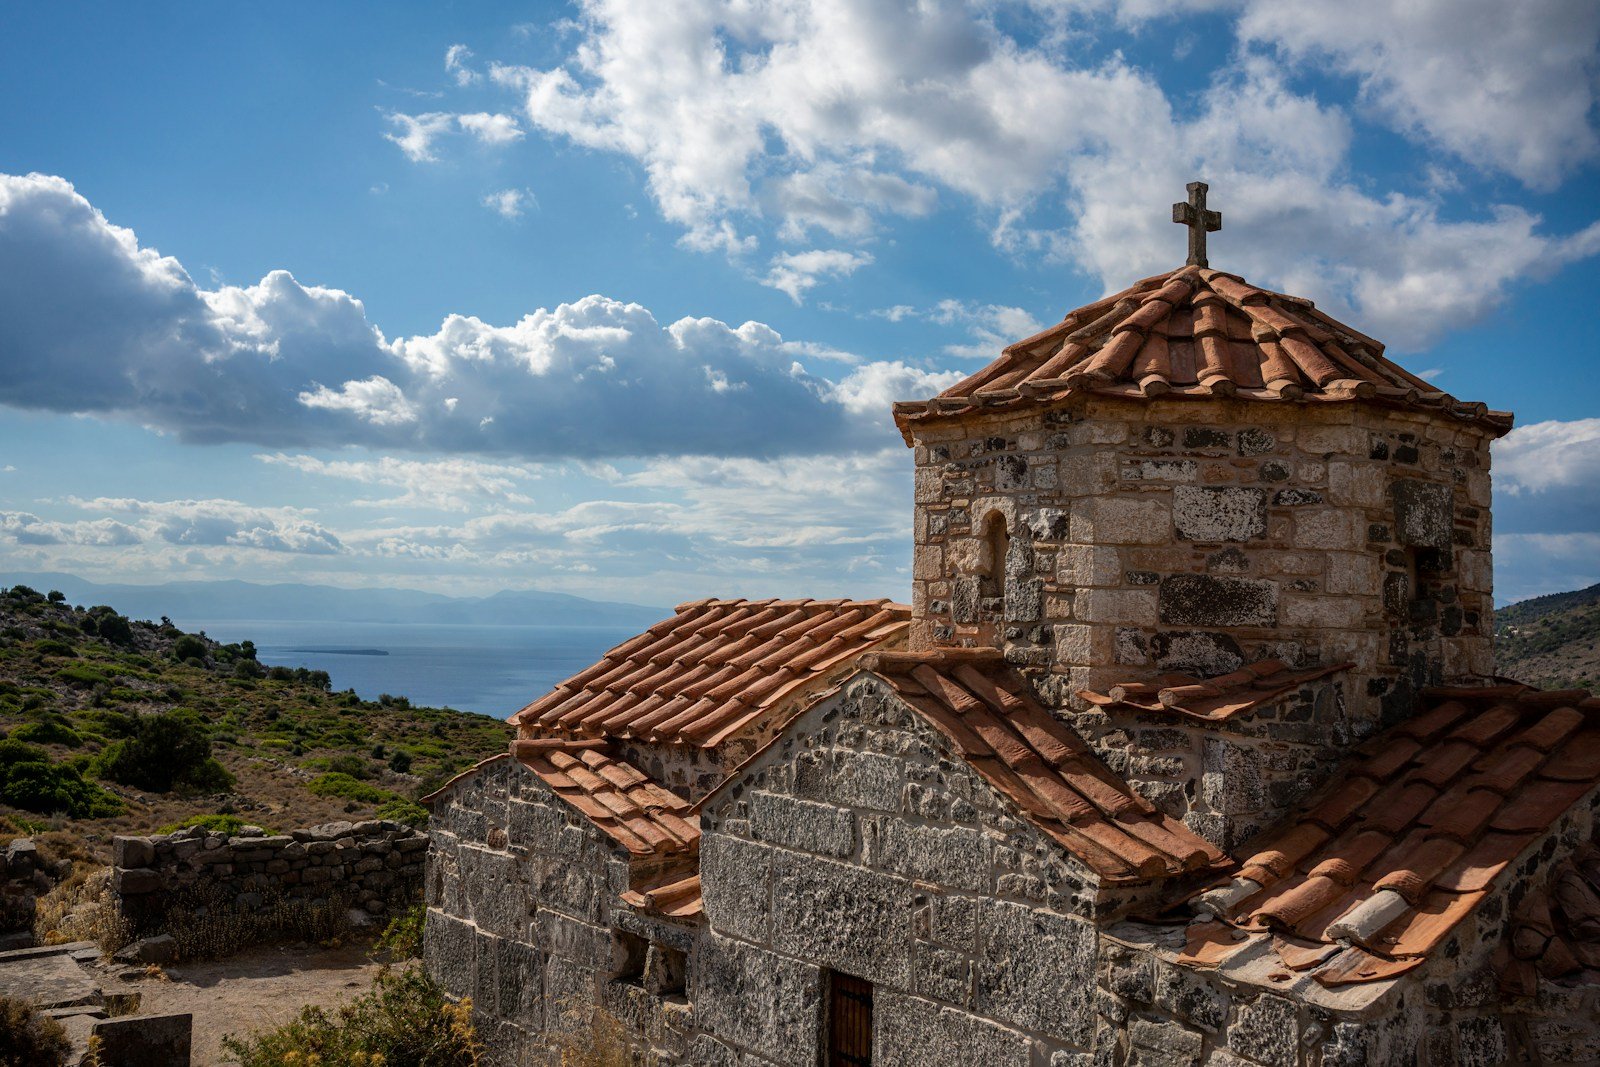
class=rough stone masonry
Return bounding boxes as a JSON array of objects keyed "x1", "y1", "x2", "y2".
[{"x1": 422, "y1": 235, "x2": 1600, "y2": 1065}]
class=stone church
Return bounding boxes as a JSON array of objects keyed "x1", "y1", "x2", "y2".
[{"x1": 422, "y1": 186, "x2": 1600, "y2": 1066}]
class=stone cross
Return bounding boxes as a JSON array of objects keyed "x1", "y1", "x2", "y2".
[{"x1": 1172, "y1": 181, "x2": 1222, "y2": 268}]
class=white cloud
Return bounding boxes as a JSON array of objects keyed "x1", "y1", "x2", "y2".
[
  {"x1": 482, "y1": 0, "x2": 1598, "y2": 350},
  {"x1": 257, "y1": 453, "x2": 543, "y2": 509},
  {"x1": 455, "y1": 112, "x2": 524, "y2": 146},
  {"x1": 382, "y1": 111, "x2": 456, "y2": 163},
  {"x1": 445, "y1": 44, "x2": 480, "y2": 87},
  {"x1": 1234, "y1": 0, "x2": 1600, "y2": 189},
  {"x1": 928, "y1": 301, "x2": 1043, "y2": 359},
  {"x1": 482, "y1": 188, "x2": 535, "y2": 219},
  {"x1": 382, "y1": 110, "x2": 523, "y2": 163},
  {"x1": 5, "y1": 497, "x2": 346, "y2": 556},
  {"x1": 763, "y1": 249, "x2": 874, "y2": 303},
  {"x1": 1497, "y1": 419, "x2": 1600, "y2": 496},
  {"x1": 0, "y1": 172, "x2": 947, "y2": 459}
]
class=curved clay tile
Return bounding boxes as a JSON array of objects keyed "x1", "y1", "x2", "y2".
[{"x1": 893, "y1": 264, "x2": 1514, "y2": 439}]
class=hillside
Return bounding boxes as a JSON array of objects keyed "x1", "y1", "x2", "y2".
[
  {"x1": 1495, "y1": 582, "x2": 1600, "y2": 692},
  {"x1": 6, "y1": 571, "x2": 664, "y2": 628},
  {"x1": 0, "y1": 583, "x2": 510, "y2": 860}
]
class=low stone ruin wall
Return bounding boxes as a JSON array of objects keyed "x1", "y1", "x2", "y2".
[
  {"x1": 111, "y1": 819, "x2": 428, "y2": 933},
  {"x1": 1, "y1": 838, "x2": 47, "y2": 940}
]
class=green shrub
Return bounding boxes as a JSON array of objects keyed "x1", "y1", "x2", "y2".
[
  {"x1": 375, "y1": 797, "x2": 429, "y2": 828},
  {"x1": 306, "y1": 772, "x2": 392, "y2": 805},
  {"x1": 55, "y1": 664, "x2": 109, "y2": 688},
  {"x1": 85, "y1": 607, "x2": 133, "y2": 645},
  {"x1": 155, "y1": 813, "x2": 273, "y2": 836},
  {"x1": 171, "y1": 634, "x2": 208, "y2": 662},
  {"x1": 95, "y1": 709, "x2": 234, "y2": 794},
  {"x1": 375, "y1": 904, "x2": 425, "y2": 960},
  {"x1": 11, "y1": 720, "x2": 81, "y2": 748},
  {"x1": 311, "y1": 753, "x2": 372, "y2": 779},
  {"x1": 0, "y1": 742, "x2": 121, "y2": 818},
  {"x1": 0, "y1": 992, "x2": 72, "y2": 1066},
  {"x1": 33, "y1": 640, "x2": 77, "y2": 658},
  {"x1": 388, "y1": 749, "x2": 414, "y2": 773},
  {"x1": 221, "y1": 966, "x2": 482, "y2": 1067}
]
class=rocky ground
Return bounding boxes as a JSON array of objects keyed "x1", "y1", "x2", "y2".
[{"x1": 1496, "y1": 581, "x2": 1600, "y2": 692}]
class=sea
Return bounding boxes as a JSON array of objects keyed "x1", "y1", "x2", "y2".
[{"x1": 180, "y1": 620, "x2": 635, "y2": 717}]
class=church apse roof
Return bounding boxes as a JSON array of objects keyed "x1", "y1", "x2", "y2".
[
  {"x1": 1176, "y1": 684, "x2": 1600, "y2": 989},
  {"x1": 859, "y1": 649, "x2": 1228, "y2": 884},
  {"x1": 892, "y1": 264, "x2": 1513, "y2": 440},
  {"x1": 510, "y1": 597, "x2": 910, "y2": 748}
]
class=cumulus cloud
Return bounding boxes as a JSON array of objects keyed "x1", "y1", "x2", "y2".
[
  {"x1": 382, "y1": 110, "x2": 523, "y2": 162},
  {"x1": 445, "y1": 44, "x2": 480, "y2": 87},
  {"x1": 1497, "y1": 419, "x2": 1600, "y2": 497},
  {"x1": 482, "y1": 187, "x2": 535, "y2": 219},
  {"x1": 1, "y1": 497, "x2": 344, "y2": 555},
  {"x1": 0, "y1": 172, "x2": 954, "y2": 459},
  {"x1": 1233, "y1": 0, "x2": 1600, "y2": 189},
  {"x1": 763, "y1": 249, "x2": 874, "y2": 303},
  {"x1": 484, "y1": 0, "x2": 1598, "y2": 350}
]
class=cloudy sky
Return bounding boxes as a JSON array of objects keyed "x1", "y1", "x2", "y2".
[{"x1": 0, "y1": 1, "x2": 1597, "y2": 606}]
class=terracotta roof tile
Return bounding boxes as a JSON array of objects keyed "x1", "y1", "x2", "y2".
[
  {"x1": 1078, "y1": 660, "x2": 1353, "y2": 722},
  {"x1": 862, "y1": 650, "x2": 1226, "y2": 885},
  {"x1": 514, "y1": 739, "x2": 700, "y2": 858},
  {"x1": 620, "y1": 872, "x2": 704, "y2": 921},
  {"x1": 1182, "y1": 685, "x2": 1600, "y2": 987},
  {"x1": 509, "y1": 597, "x2": 910, "y2": 748},
  {"x1": 892, "y1": 265, "x2": 1513, "y2": 440}
]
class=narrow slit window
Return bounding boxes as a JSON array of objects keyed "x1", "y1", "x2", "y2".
[
  {"x1": 827, "y1": 971, "x2": 873, "y2": 1067},
  {"x1": 979, "y1": 511, "x2": 1009, "y2": 615}
]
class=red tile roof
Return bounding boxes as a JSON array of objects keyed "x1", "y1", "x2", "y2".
[
  {"x1": 1078, "y1": 660, "x2": 1353, "y2": 722},
  {"x1": 513, "y1": 739, "x2": 700, "y2": 857},
  {"x1": 861, "y1": 650, "x2": 1227, "y2": 884},
  {"x1": 1178, "y1": 685, "x2": 1600, "y2": 987},
  {"x1": 620, "y1": 872, "x2": 704, "y2": 921},
  {"x1": 510, "y1": 597, "x2": 910, "y2": 749},
  {"x1": 892, "y1": 265, "x2": 1513, "y2": 440},
  {"x1": 1495, "y1": 843, "x2": 1600, "y2": 995}
]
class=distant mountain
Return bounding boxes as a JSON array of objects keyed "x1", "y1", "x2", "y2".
[
  {"x1": 1495, "y1": 582, "x2": 1600, "y2": 692},
  {"x1": 0, "y1": 571, "x2": 667, "y2": 630}
]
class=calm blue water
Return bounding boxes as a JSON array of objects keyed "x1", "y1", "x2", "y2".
[{"x1": 181, "y1": 620, "x2": 634, "y2": 717}]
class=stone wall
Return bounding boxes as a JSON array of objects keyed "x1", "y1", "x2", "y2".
[
  {"x1": 1, "y1": 838, "x2": 47, "y2": 941},
  {"x1": 1074, "y1": 677, "x2": 1358, "y2": 851},
  {"x1": 423, "y1": 754, "x2": 693, "y2": 1065},
  {"x1": 111, "y1": 819, "x2": 427, "y2": 933},
  {"x1": 907, "y1": 395, "x2": 1496, "y2": 733},
  {"x1": 690, "y1": 676, "x2": 1114, "y2": 1067}
]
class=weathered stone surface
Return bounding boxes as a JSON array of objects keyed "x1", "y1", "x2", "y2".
[
  {"x1": 1149, "y1": 631, "x2": 1244, "y2": 677},
  {"x1": 1174, "y1": 487, "x2": 1267, "y2": 542},
  {"x1": 974, "y1": 901, "x2": 1096, "y2": 1046},
  {"x1": 770, "y1": 853, "x2": 912, "y2": 988},
  {"x1": 691, "y1": 932, "x2": 821, "y2": 1066},
  {"x1": 1392, "y1": 479, "x2": 1453, "y2": 549},
  {"x1": 874, "y1": 991, "x2": 1030, "y2": 1067},
  {"x1": 749, "y1": 791, "x2": 856, "y2": 859},
  {"x1": 1159, "y1": 575, "x2": 1278, "y2": 627},
  {"x1": 700, "y1": 834, "x2": 775, "y2": 944},
  {"x1": 90, "y1": 1012, "x2": 193, "y2": 1067},
  {"x1": 1228, "y1": 993, "x2": 1298, "y2": 1067}
]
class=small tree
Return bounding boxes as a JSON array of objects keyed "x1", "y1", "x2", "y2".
[{"x1": 96, "y1": 709, "x2": 233, "y2": 793}]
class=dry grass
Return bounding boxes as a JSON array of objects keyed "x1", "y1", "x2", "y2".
[
  {"x1": 33, "y1": 868, "x2": 133, "y2": 956},
  {"x1": 156, "y1": 880, "x2": 353, "y2": 961}
]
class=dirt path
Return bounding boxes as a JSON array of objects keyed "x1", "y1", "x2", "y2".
[{"x1": 134, "y1": 940, "x2": 386, "y2": 1066}]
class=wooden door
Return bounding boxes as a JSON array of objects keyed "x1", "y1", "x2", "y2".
[{"x1": 828, "y1": 972, "x2": 873, "y2": 1067}]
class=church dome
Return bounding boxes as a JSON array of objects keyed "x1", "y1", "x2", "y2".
[{"x1": 893, "y1": 263, "x2": 1513, "y2": 440}]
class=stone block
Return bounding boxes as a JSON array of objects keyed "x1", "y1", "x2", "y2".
[
  {"x1": 423, "y1": 908, "x2": 478, "y2": 1000},
  {"x1": 878, "y1": 822, "x2": 988, "y2": 892},
  {"x1": 1122, "y1": 459, "x2": 1198, "y2": 482},
  {"x1": 770, "y1": 852, "x2": 913, "y2": 988},
  {"x1": 113, "y1": 837, "x2": 155, "y2": 870},
  {"x1": 974, "y1": 900, "x2": 1096, "y2": 1046},
  {"x1": 749, "y1": 791, "x2": 856, "y2": 859},
  {"x1": 89, "y1": 1012, "x2": 192, "y2": 1067},
  {"x1": 690, "y1": 931, "x2": 822, "y2": 1066},
  {"x1": 1074, "y1": 497, "x2": 1170, "y2": 546},
  {"x1": 1298, "y1": 425, "x2": 1363, "y2": 455},
  {"x1": 1149, "y1": 631, "x2": 1243, "y2": 677},
  {"x1": 874, "y1": 991, "x2": 1030, "y2": 1067},
  {"x1": 1057, "y1": 545, "x2": 1123, "y2": 587},
  {"x1": 826, "y1": 751, "x2": 904, "y2": 812},
  {"x1": 1201, "y1": 738, "x2": 1266, "y2": 816},
  {"x1": 913, "y1": 943, "x2": 973, "y2": 1007},
  {"x1": 1228, "y1": 992, "x2": 1298, "y2": 1067},
  {"x1": 1174, "y1": 487, "x2": 1267, "y2": 542},
  {"x1": 1076, "y1": 589, "x2": 1158, "y2": 626},
  {"x1": 1284, "y1": 595, "x2": 1366, "y2": 629},
  {"x1": 1130, "y1": 1015, "x2": 1202, "y2": 1061},
  {"x1": 1159, "y1": 575, "x2": 1278, "y2": 628},
  {"x1": 699, "y1": 834, "x2": 775, "y2": 944},
  {"x1": 114, "y1": 868, "x2": 163, "y2": 896},
  {"x1": 1293, "y1": 510, "x2": 1361, "y2": 551},
  {"x1": 1392, "y1": 479, "x2": 1453, "y2": 549},
  {"x1": 534, "y1": 907, "x2": 609, "y2": 968}
]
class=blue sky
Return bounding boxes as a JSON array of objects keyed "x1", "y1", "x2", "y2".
[{"x1": 0, "y1": 0, "x2": 1597, "y2": 605}]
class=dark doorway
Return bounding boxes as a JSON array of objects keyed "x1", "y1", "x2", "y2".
[{"x1": 827, "y1": 971, "x2": 874, "y2": 1067}]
